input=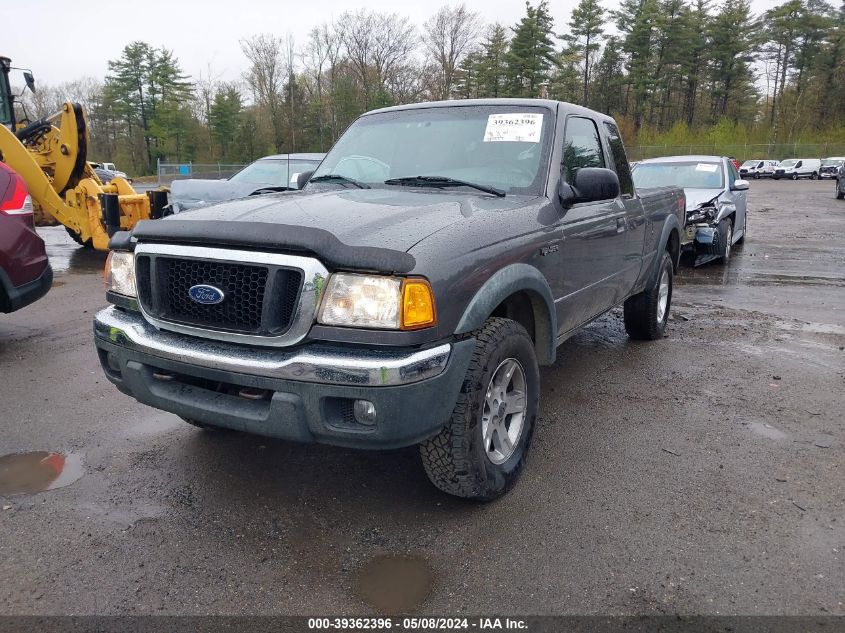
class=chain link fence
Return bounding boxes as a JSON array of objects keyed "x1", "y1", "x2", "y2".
[
  {"x1": 157, "y1": 160, "x2": 247, "y2": 186},
  {"x1": 628, "y1": 143, "x2": 845, "y2": 162}
]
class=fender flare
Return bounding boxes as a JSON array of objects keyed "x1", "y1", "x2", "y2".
[
  {"x1": 656, "y1": 213, "x2": 683, "y2": 278},
  {"x1": 455, "y1": 263, "x2": 557, "y2": 365}
]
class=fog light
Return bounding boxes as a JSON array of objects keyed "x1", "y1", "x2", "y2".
[
  {"x1": 353, "y1": 400, "x2": 377, "y2": 425},
  {"x1": 106, "y1": 353, "x2": 122, "y2": 373}
]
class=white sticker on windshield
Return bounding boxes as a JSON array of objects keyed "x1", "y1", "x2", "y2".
[
  {"x1": 484, "y1": 113, "x2": 543, "y2": 143},
  {"x1": 695, "y1": 163, "x2": 719, "y2": 172}
]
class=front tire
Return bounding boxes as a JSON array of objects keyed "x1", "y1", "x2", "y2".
[
  {"x1": 65, "y1": 226, "x2": 93, "y2": 249},
  {"x1": 716, "y1": 217, "x2": 733, "y2": 264},
  {"x1": 623, "y1": 251, "x2": 673, "y2": 340},
  {"x1": 419, "y1": 317, "x2": 539, "y2": 501},
  {"x1": 837, "y1": 184, "x2": 845, "y2": 200},
  {"x1": 791, "y1": 173, "x2": 798, "y2": 180}
]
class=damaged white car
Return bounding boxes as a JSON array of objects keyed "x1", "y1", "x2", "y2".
[{"x1": 633, "y1": 155, "x2": 748, "y2": 265}]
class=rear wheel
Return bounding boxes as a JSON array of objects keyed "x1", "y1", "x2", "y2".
[
  {"x1": 623, "y1": 251, "x2": 673, "y2": 341},
  {"x1": 811, "y1": 172, "x2": 818, "y2": 180},
  {"x1": 419, "y1": 317, "x2": 539, "y2": 501}
]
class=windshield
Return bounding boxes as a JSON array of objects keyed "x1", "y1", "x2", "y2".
[
  {"x1": 633, "y1": 161, "x2": 725, "y2": 189},
  {"x1": 780, "y1": 160, "x2": 798, "y2": 168},
  {"x1": 231, "y1": 159, "x2": 320, "y2": 188},
  {"x1": 310, "y1": 105, "x2": 553, "y2": 195},
  {"x1": 821, "y1": 159, "x2": 844, "y2": 167},
  {"x1": 741, "y1": 160, "x2": 762, "y2": 168}
]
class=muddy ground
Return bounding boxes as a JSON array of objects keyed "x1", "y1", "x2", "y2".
[{"x1": 0, "y1": 179, "x2": 843, "y2": 616}]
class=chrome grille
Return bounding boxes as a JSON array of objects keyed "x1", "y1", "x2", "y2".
[{"x1": 132, "y1": 244, "x2": 327, "y2": 347}]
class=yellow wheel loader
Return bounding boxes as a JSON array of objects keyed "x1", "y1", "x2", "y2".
[{"x1": 0, "y1": 56, "x2": 166, "y2": 251}]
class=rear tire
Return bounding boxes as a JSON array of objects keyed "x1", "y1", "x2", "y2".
[
  {"x1": 811, "y1": 172, "x2": 818, "y2": 180},
  {"x1": 419, "y1": 317, "x2": 539, "y2": 501},
  {"x1": 623, "y1": 252, "x2": 673, "y2": 341}
]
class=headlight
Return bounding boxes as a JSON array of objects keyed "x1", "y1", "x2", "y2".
[
  {"x1": 318, "y1": 273, "x2": 436, "y2": 330},
  {"x1": 105, "y1": 250, "x2": 137, "y2": 297}
]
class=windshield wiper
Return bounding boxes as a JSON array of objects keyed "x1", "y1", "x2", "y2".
[
  {"x1": 384, "y1": 175, "x2": 505, "y2": 197},
  {"x1": 309, "y1": 174, "x2": 370, "y2": 189}
]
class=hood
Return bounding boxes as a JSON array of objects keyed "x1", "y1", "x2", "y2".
[
  {"x1": 683, "y1": 188, "x2": 723, "y2": 211},
  {"x1": 169, "y1": 178, "x2": 283, "y2": 206},
  {"x1": 164, "y1": 187, "x2": 529, "y2": 253}
]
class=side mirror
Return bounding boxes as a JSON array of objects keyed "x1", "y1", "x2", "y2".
[
  {"x1": 23, "y1": 71, "x2": 35, "y2": 93},
  {"x1": 732, "y1": 179, "x2": 749, "y2": 191},
  {"x1": 297, "y1": 170, "x2": 314, "y2": 190},
  {"x1": 558, "y1": 167, "x2": 620, "y2": 208}
]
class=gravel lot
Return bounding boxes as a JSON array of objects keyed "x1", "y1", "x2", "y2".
[{"x1": 0, "y1": 178, "x2": 843, "y2": 616}]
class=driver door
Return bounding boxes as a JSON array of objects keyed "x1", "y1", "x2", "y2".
[{"x1": 551, "y1": 116, "x2": 630, "y2": 335}]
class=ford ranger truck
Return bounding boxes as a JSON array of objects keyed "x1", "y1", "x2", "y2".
[{"x1": 94, "y1": 100, "x2": 685, "y2": 500}]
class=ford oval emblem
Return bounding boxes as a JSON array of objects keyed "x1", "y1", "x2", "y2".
[{"x1": 188, "y1": 284, "x2": 225, "y2": 305}]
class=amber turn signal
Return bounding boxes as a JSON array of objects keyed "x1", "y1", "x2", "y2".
[{"x1": 401, "y1": 279, "x2": 437, "y2": 330}]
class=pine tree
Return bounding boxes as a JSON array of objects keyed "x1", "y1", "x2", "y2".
[
  {"x1": 614, "y1": 0, "x2": 662, "y2": 130},
  {"x1": 707, "y1": 0, "x2": 758, "y2": 121},
  {"x1": 589, "y1": 36, "x2": 626, "y2": 114},
  {"x1": 477, "y1": 24, "x2": 510, "y2": 97},
  {"x1": 507, "y1": 1, "x2": 557, "y2": 97},
  {"x1": 561, "y1": 0, "x2": 606, "y2": 104}
]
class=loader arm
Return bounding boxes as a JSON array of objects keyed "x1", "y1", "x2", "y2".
[{"x1": 0, "y1": 99, "x2": 156, "y2": 251}]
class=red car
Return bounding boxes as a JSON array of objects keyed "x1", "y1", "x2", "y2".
[{"x1": 0, "y1": 163, "x2": 52, "y2": 313}]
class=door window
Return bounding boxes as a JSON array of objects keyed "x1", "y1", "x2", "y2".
[
  {"x1": 603, "y1": 122, "x2": 634, "y2": 197},
  {"x1": 562, "y1": 117, "x2": 605, "y2": 183}
]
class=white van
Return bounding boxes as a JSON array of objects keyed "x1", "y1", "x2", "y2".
[
  {"x1": 739, "y1": 159, "x2": 779, "y2": 179},
  {"x1": 772, "y1": 158, "x2": 822, "y2": 180}
]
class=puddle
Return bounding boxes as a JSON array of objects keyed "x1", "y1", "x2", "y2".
[
  {"x1": 36, "y1": 226, "x2": 107, "y2": 274},
  {"x1": 352, "y1": 554, "x2": 434, "y2": 613},
  {"x1": 747, "y1": 422, "x2": 787, "y2": 440},
  {"x1": 677, "y1": 271, "x2": 843, "y2": 288},
  {"x1": 0, "y1": 451, "x2": 84, "y2": 496}
]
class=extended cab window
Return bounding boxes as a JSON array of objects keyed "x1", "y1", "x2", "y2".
[
  {"x1": 603, "y1": 122, "x2": 634, "y2": 197},
  {"x1": 562, "y1": 117, "x2": 605, "y2": 183}
]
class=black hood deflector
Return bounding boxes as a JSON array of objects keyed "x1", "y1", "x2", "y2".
[{"x1": 125, "y1": 220, "x2": 416, "y2": 274}]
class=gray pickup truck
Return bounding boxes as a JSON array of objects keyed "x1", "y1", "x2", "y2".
[{"x1": 94, "y1": 99, "x2": 685, "y2": 500}]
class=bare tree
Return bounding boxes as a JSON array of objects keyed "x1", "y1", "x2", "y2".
[
  {"x1": 338, "y1": 10, "x2": 417, "y2": 107},
  {"x1": 302, "y1": 23, "x2": 344, "y2": 149},
  {"x1": 240, "y1": 34, "x2": 286, "y2": 152},
  {"x1": 422, "y1": 4, "x2": 482, "y2": 100}
]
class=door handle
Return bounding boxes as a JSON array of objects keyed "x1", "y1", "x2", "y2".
[{"x1": 616, "y1": 217, "x2": 626, "y2": 233}]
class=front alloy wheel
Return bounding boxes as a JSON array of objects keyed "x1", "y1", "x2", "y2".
[
  {"x1": 419, "y1": 317, "x2": 539, "y2": 500},
  {"x1": 481, "y1": 359, "x2": 527, "y2": 465}
]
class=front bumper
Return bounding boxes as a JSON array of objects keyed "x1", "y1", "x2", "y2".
[{"x1": 93, "y1": 306, "x2": 475, "y2": 449}]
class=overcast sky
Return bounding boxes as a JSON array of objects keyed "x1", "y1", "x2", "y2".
[{"x1": 2, "y1": 0, "x2": 802, "y2": 87}]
